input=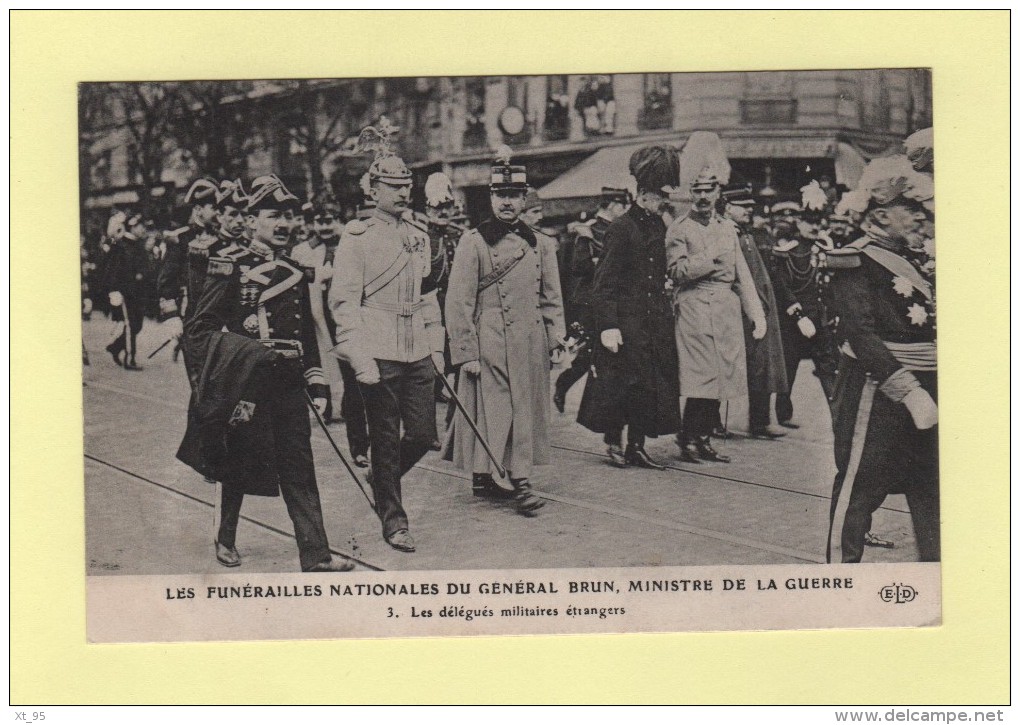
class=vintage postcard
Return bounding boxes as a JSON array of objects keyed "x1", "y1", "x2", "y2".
[
  {"x1": 11, "y1": 10, "x2": 1008, "y2": 706},
  {"x1": 79, "y1": 68, "x2": 942, "y2": 643}
]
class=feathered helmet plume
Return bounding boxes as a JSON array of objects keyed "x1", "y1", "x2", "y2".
[
  {"x1": 358, "y1": 116, "x2": 411, "y2": 186},
  {"x1": 424, "y1": 172, "x2": 455, "y2": 208}
]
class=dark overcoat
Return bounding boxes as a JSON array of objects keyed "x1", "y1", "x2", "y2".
[
  {"x1": 739, "y1": 226, "x2": 789, "y2": 395},
  {"x1": 577, "y1": 205, "x2": 680, "y2": 436}
]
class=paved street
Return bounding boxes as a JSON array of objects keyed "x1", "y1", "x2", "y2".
[{"x1": 82, "y1": 316, "x2": 922, "y2": 574}]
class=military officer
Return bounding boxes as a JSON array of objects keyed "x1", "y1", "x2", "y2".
[
  {"x1": 329, "y1": 131, "x2": 444, "y2": 553},
  {"x1": 183, "y1": 174, "x2": 353, "y2": 573},
  {"x1": 554, "y1": 187, "x2": 631, "y2": 413},
  {"x1": 825, "y1": 155, "x2": 938, "y2": 563},
  {"x1": 444, "y1": 147, "x2": 566, "y2": 512},
  {"x1": 577, "y1": 148, "x2": 681, "y2": 469},
  {"x1": 768, "y1": 190, "x2": 840, "y2": 428},
  {"x1": 422, "y1": 172, "x2": 467, "y2": 414},
  {"x1": 666, "y1": 170, "x2": 768, "y2": 464},
  {"x1": 156, "y1": 177, "x2": 219, "y2": 344},
  {"x1": 721, "y1": 183, "x2": 789, "y2": 439},
  {"x1": 102, "y1": 212, "x2": 151, "y2": 370}
]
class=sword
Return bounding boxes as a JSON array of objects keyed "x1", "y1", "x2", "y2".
[
  {"x1": 147, "y1": 337, "x2": 175, "y2": 359},
  {"x1": 431, "y1": 356, "x2": 506, "y2": 479},
  {"x1": 304, "y1": 390, "x2": 376, "y2": 512}
]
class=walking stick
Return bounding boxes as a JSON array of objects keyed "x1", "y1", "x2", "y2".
[
  {"x1": 304, "y1": 390, "x2": 376, "y2": 512},
  {"x1": 431, "y1": 357, "x2": 507, "y2": 478},
  {"x1": 147, "y1": 337, "x2": 175, "y2": 359}
]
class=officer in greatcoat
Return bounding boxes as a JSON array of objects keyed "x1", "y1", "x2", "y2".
[
  {"x1": 721, "y1": 183, "x2": 789, "y2": 439},
  {"x1": 576, "y1": 146, "x2": 680, "y2": 469},
  {"x1": 182, "y1": 174, "x2": 353, "y2": 573},
  {"x1": 666, "y1": 170, "x2": 767, "y2": 464},
  {"x1": 329, "y1": 125, "x2": 445, "y2": 553},
  {"x1": 825, "y1": 156, "x2": 938, "y2": 563},
  {"x1": 444, "y1": 147, "x2": 566, "y2": 513}
]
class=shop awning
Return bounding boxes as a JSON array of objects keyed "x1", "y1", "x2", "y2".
[{"x1": 536, "y1": 144, "x2": 642, "y2": 202}]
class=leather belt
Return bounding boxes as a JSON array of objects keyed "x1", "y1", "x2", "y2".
[{"x1": 362, "y1": 299, "x2": 425, "y2": 317}]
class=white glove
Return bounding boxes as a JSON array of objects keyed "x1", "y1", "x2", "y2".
[
  {"x1": 82, "y1": 298, "x2": 93, "y2": 315},
  {"x1": 550, "y1": 346, "x2": 566, "y2": 365},
  {"x1": 108, "y1": 291, "x2": 124, "y2": 307},
  {"x1": 431, "y1": 351, "x2": 445, "y2": 373},
  {"x1": 355, "y1": 361, "x2": 381, "y2": 386},
  {"x1": 601, "y1": 328, "x2": 623, "y2": 353},
  {"x1": 164, "y1": 316, "x2": 184, "y2": 340},
  {"x1": 903, "y1": 388, "x2": 938, "y2": 430},
  {"x1": 311, "y1": 397, "x2": 328, "y2": 416},
  {"x1": 462, "y1": 360, "x2": 482, "y2": 377},
  {"x1": 752, "y1": 318, "x2": 767, "y2": 340},
  {"x1": 797, "y1": 316, "x2": 817, "y2": 339}
]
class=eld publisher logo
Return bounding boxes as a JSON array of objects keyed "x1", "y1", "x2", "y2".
[{"x1": 879, "y1": 583, "x2": 918, "y2": 604}]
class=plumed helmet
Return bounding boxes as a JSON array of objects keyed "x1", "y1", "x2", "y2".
[
  {"x1": 358, "y1": 116, "x2": 412, "y2": 186},
  {"x1": 424, "y1": 172, "x2": 455, "y2": 208},
  {"x1": 629, "y1": 145, "x2": 680, "y2": 193},
  {"x1": 904, "y1": 127, "x2": 934, "y2": 174},
  {"x1": 856, "y1": 154, "x2": 933, "y2": 210}
]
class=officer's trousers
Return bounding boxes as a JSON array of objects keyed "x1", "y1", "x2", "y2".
[
  {"x1": 827, "y1": 354, "x2": 939, "y2": 563},
  {"x1": 267, "y1": 375, "x2": 333, "y2": 570},
  {"x1": 682, "y1": 397, "x2": 721, "y2": 442},
  {"x1": 775, "y1": 317, "x2": 838, "y2": 423},
  {"x1": 360, "y1": 358, "x2": 436, "y2": 538},
  {"x1": 107, "y1": 296, "x2": 145, "y2": 363},
  {"x1": 338, "y1": 360, "x2": 369, "y2": 457}
]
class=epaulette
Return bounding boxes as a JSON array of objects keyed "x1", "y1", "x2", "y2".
[
  {"x1": 771, "y1": 239, "x2": 799, "y2": 256},
  {"x1": 187, "y1": 234, "x2": 218, "y2": 256},
  {"x1": 247, "y1": 240, "x2": 274, "y2": 259},
  {"x1": 344, "y1": 219, "x2": 369, "y2": 236},
  {"x1": 403, "y1": 210, "x2": 429, "y2": 233},
  {"x1": 819, "y1": 247, "x2": 862, "y2": 270}
]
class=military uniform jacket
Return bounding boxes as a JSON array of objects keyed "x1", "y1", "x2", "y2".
[
  {"x1": 828, "y1": 229, "x2": 936, "y2": 395},
  {"x1": 565, "y1": 211, "x2": 611, "y2": 328},
  {"x1": 100, "y1": 234, "x2": 150, "y2": 300},
  {"x1": 184, "y1": 239, "x2": 327, "y2": 399},
  {"x1": 328, "y1": 209, "x2": 443, "y2": 375},
  {"x1": 157, "y1": 223, "x2": 213, "y2": 320}
]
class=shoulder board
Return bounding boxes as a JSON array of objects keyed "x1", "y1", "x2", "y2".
[
  {"x1": 344, "y1": 219, "x2": 368, "y2": 235},
  {"x1": 207, "y1": 258, "x2": 235, "y2": 277},
  {"x1": 188, "y1": 235, "x2": 218, "y2": 254},
  {"x1": 820, "y1": 247, "x2": 862, "y2": 269},
  {"x1": 772, "y1": 239, "x2": 799, "y2": 255},
  {"x1": 403, "y1": 211, "x2": 429, "y2": 233},
  {"x1": 247, "y1": 240, "x2": 274, "y2": 258}
]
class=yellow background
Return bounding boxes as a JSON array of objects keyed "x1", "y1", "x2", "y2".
[{"x1": 11, "y1": 10, "x2": 1009, "y2": 704}]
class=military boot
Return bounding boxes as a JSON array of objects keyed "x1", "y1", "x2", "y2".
[{"x1": 510, "y1": 478, "x2": 545, "y2": 516}]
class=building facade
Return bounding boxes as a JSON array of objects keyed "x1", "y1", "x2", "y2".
[{"x1": 80, "y1": 70, "x2": 932, "y2": 230}]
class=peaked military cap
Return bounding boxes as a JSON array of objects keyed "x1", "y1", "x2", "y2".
[
  {"x1": 490, "y1": 145, "x2": 528, "y2": 191},
  {"x1": 721, "y1": 183, "x2": 754, "y2": 206}
]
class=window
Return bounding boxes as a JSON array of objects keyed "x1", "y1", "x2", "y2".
[
  {"x1": 463, "y1": 77, "x2": 487, "y2": 150},
  {"x1": 574, "y1": 75, "x2": 616, "y2": 136},
  {"x1": 859, "y1": 70, "x2": 891, "y2": 131},
  {"x1": 544, "y1": 75, "x2": 569, "y2": 141},
  {"x1": 741, "y1": 71, "x2": 797, "y2": 125},
  {"x1": 640, "y1": 73, "x2": 673, "y2": 130}
]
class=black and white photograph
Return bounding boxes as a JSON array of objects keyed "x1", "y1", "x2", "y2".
[{"x1": 79, "y1": 69, "x2": 940, "y2": 641}]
